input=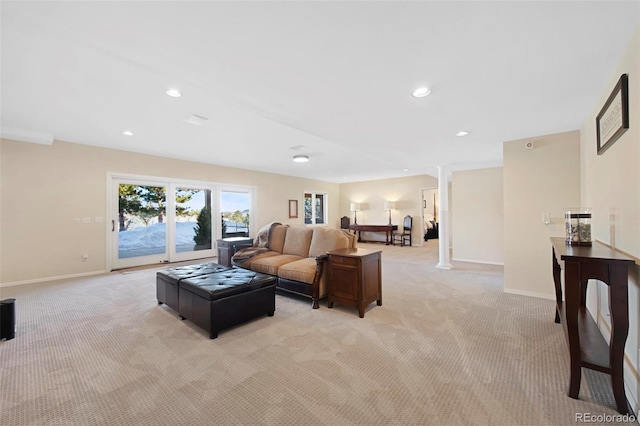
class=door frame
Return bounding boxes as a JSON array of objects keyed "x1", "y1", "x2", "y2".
[
  {"x1": 420, "y1": 186, "x2": 439, "y2": 248},
  {"x1": 106, "y1": 172, "x2": 221, "y2": 271}
]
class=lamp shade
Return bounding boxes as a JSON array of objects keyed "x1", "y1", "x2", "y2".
[
  {"x1": 384, "y1": 201, "x2": 396, "y2": 210},
  {"x1": 350, "y1": 202, "x2": 361, "y2": 212}
]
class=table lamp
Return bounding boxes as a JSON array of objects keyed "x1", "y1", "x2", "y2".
[
  {"x1": 383, "y1": 201, "x2": 396, "y2": 225},
  {"x1": 350, "y1": 202, "x2": 361, "y2": 224}
]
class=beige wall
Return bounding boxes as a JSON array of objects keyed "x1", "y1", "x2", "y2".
[
  {"x1": 582, "y1": 30, "x2": 640, "y2": 257},
  {"x1": 503, "y1": 130, "x2": 581, "y2": 298},
  {"x1": 340, "y1": 174, "x2": 438, "y2": 245},
  {"x1": 451, "y1": 167, "x2": 504, "y2": 265},
  {"x1": 581, "y1": 24, "x2": 639, "y2": 412},
  {"x1": 0, "y1": 139, "x2": 339, "y2": 284}
]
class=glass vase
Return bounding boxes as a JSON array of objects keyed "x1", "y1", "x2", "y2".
[{"x1": 565, "y1": 208, "x2": 592, "y2": 246}]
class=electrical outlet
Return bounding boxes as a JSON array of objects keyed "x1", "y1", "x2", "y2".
[
  {"x1": 82, "y1": 217, "x2": 91, "y2": 224},
  {"x1": 541, "y1": 212, "x2": 551, "y2": 225},
  {"x1": 82, "y1": 254, "x2": 89, "y2": 261}
]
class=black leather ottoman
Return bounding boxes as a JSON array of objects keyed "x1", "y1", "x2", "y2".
[
  {"x1": 156, "y1": 263, "x2": 230, "y2": 312},
  {"x1": 179, "y1": 269, "x2": 276, "y2": 339}
]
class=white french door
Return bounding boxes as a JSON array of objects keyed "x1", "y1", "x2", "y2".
[{"x1": 108, "y1": 174, "x2": 216, "y2": 270}]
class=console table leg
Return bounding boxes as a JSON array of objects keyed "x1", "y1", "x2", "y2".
[
  {"x1": 611, "y1": 366, "x2": 630, "y2": 414},
  {"x1": 565, "y1": 260, "x2": 582, "y2": 399},
  {"x1": 609, "y1": 264, "x2": 630, "y2": 414},
  {"x1": 568, "y1": 368, "x2": 582, "y2": 399},
  {"x1": 552, "y1": 248, "x2": 562, "y2": 324}
]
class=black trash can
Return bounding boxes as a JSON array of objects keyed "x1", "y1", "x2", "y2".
[{"x1": 0, "y1": 298, "x2": 16, "y2": 340}]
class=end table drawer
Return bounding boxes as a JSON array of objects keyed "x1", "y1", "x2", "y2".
[{"x1": 331, "y1": 256, "x2": 358, "y2": 267}]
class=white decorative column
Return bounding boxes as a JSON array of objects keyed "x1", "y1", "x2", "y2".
[{"x1": 436, "y1": 165, "x2": 452, "y2": 269}]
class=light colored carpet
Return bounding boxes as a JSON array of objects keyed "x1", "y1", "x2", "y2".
[{"x1": 0, "y1": 242, "x2": 632, "y2": 425}]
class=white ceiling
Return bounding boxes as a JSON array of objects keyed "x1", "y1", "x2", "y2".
[{"x1": 2, "y1": 1, "x2": 639, "y2": 182}]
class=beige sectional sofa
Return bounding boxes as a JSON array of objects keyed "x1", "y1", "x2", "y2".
[{"x1": 231, "y1": 225, "x2": 357, "y2": 308}]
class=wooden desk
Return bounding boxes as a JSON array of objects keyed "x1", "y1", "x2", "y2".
[
  {"x1": 349, "y1": 224, "x2": 397, "y2": 245},
  {"x1": 550, "y1": 237, "x2": 634, "y2": 414}
]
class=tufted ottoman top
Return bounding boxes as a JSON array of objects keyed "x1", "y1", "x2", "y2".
[
  {"x1": 180, "y1": 268, "x2": 276, "y2": 301},
  {"x1": 157, "y1": 263, "x2": 231, "y2": 285}
]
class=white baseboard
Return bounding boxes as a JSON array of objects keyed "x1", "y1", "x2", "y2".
[
  {"x1": 503, "y1": 287, "x2": 556, "y2": 301},
  {"x1": 0, "y1": 270, "x2": 107, "y2": 288},
  {"x1": 451, "y1": 257, "x2": 504, "y2": 266}
]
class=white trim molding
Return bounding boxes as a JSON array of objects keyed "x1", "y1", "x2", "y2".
[{"x1": 0, "y1": 270, "x2": 107, "y2": 288}]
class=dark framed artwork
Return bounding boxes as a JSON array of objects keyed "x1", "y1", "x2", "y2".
[
  {"x1": 288, "y1": 200, "x2": 298, "y2": 218},
  {"x1": 596, "y1": 74, "x2": 629, "y2": 155}
]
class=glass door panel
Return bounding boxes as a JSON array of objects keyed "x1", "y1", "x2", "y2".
[
  {"x1": 175, "y1": 188, "x2": 212, "y2": 253},
  {"x1": 111, "y1": 177, "x2": 218, "y2": 270},
  {"x1": 114, "y1": 182, "x2": 168, "y2": 268}
]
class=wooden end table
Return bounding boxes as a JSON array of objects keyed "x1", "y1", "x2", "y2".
[{"x1": 327, "y1": 248, "x2": 382, "y2": 318}]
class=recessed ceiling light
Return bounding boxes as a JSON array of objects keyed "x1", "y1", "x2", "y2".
[
  {"x1": 412, "y1": 87, "x2": 431, "y2": 98},
  {"x1": 183, "y1": 114, "x2": 209, "y2": 125},
  {"x1": 166, "y1": 89, "x2": 182, "y2": 98},
  {"x1": 122, "y1": 130, "x2": 133, "y2": 136},
  {"x1": 293, "y1": 155, "x2": 310, "y2": 163},
  {"x1": 456, "y1": 131, "x2": 470, "y2": 136}
]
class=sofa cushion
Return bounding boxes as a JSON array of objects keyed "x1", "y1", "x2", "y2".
[
  {"x1": 233, "y1": 250, "x2": 279, "y2": 269},
  {"x1": 282, "y1": 227, "x2": 313, "y2": 257},
  {"x1": 308, "y1": 227, "x2": 352, "y2": 258},
  {"x1": 269, "y1": 225, "x2": 289, "y2": 254},
  {"x1": 277, "y1": 257, "x2": 317, "y2": 285},
  {"x1": 251, "y1": 254, "x2": 304, "y2": 275}
]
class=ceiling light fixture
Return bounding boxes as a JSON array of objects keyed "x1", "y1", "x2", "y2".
[
  {"x1": 412, "y1": 87, "x2": 431, "y2": 98},
  {"x1": 166, "y1": 89, "x2": 182, "y2": 98},
  {"x1": 122, "y1": 130, "x2": 133, "y2": 136},
  {"x1": 293, "y1": 155, "x2": 310, "y2": 163},
  {"x1": 183, "y1": 114, "x2": 209, "y2": 125},
  {"x1": 456, "y1": 131, "x2": 470, "y2": 136}
]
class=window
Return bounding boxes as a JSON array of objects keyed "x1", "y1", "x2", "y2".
[
  {"x1": 220, "y1": 190, "x2": 251, "y2": 238},
  {"x1": 304, "y1": 192, "x2": 327, "y2": 224}
]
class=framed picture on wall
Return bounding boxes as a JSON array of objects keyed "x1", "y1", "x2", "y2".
[
  {"x1": 596, "y1": 74, "x2": 629, "y2": 155},
  {"x1": 288, "y1": 200, "x2": 298, "y2": 218}
]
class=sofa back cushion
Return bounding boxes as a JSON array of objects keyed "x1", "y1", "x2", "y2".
[
  {"x1": 269, "y1": 225, "x2": 289, "y2": 254},
  {"x1": 282, "y1": 227, "x2": 313, "y2": 257},
  {"x1": 308, "y1": 227, "x2": 353, "y2": 257}
]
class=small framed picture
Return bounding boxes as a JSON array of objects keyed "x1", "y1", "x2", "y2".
[
  {"x1": 288, "y1": 200, "x2": 298, "y2": 218},
  {"x1": 596, "y1": 74, "x2": 629, "y2": 155}
]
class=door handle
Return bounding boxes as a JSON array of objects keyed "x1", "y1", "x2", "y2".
[{"x1": 112, "y1": 220, "x2": 115, "y2": 232}]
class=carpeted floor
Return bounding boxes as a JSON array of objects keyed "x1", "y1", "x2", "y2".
[{"x1": 0, "y1": 242, "x2": 633, "y2": 425}]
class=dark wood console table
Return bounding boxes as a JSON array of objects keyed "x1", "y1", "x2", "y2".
[
  {"x1": 349, "y1": 224, "x2": 397, "y2": 245},
  {"x1": 550, "y1": 237, "x2": 634, "y2": 414}
]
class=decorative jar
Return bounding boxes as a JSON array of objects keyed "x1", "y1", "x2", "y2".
[{"x1": 565, "y1": 208, "x2": 592, "y2": 246}]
